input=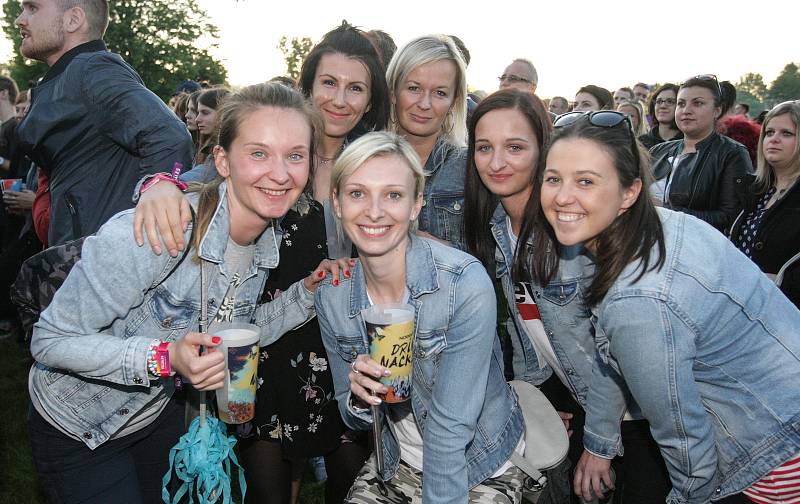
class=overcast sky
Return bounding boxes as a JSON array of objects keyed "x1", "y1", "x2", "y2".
[{"x1": 1, "y1": 0, "x2": 798, "y2": 99}]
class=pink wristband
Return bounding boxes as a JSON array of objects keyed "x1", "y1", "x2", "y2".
[{"x1": 141, "y1": 173, "x2": 188, "y2": 194}]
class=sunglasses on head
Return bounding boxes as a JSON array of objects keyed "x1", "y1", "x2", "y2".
[
  {"x1": 553, "y1": 110, "x2": 641, "y2": 174},
  {"x1": 685, "y1": 74, "x2": 721, "y2": 99}
]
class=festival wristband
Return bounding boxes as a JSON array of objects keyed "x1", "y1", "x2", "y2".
[
  {"x1": 147, "y1": 340, "x2": 173, "y2": 378},
  {"x1": 140, "y1": 173, "x2": 188, "y2": 194}
]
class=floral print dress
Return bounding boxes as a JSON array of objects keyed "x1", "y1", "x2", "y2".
[{"x1": 237, "y1": 201, "x2": 346, "y2": 459}]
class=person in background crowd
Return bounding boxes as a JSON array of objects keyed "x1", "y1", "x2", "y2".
[
  {"x1": 185, "y1": 89, "x2": 201, "y2": 149},
  {"x1": 527, "y1": 108, "x2": 800, "y2": 504},
  {"x1": 549, "y1": 96, "x2": 570, "y2": 116},
  {"x1": 499, "y1": 58, "x2": 538, "y2": 95},
  {"x1": 730, "y1": 100, "x2": 800, "y2": 309},
  {"x1": 613, "y1": 87, "x2": 634, "y2": 107},
  {"x1": 0, "y1": 76, "x2": 17, "y2": 124},
  {"x1": 269, "y1": 75, "x2": 297, "y2": 88},
  {"x1": 387, "y1": 34, "x2": 470, "y2": 249},
  {"x1": 448, "y1": 35, "x2": 478, "y2": 117},
  {"x1": 617, "y1": 99, "x2": 647, "y2": 137},
  {"x1": 193, "y1": 87, "x2": 231, "y2": 167},
  {"x1": 755, "y1": 110, "x2": 769, "y2": 125},
  {"x1": 171, "y1": 92, "x2": 190, "y2": 127},
  {"x1": 734, "y1": 103, "x2": 750, "y2": 118},
  {"x1": 639, "y1": 83, "x2": 682, "y2": 149},
  {"x1": 649, "y1": 75, "x2": 752, "y2": 232},
  {"x1": 365, "y1": 29, "x2": 396, "y2": 69},
  {"x1": 719, "y1": 114, "x2": 761, "y2": 166},
  {"x1": 14, "y1": 0, "x2": 193, "y2": 246},
  {"x1": 633, "y1": 82, "x2": 650, "y2": 103},
  {"x1": 574, "y1": 85, "x2": 614, "y2": 112},
  {"x1": 318, "y1": 131, "x2": 532, "y2": 504}
]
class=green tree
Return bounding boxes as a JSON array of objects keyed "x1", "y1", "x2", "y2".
[
  {"x1": 277, "y1": 36, "x2": 313, "y2": 82},
  {"x1": 737, "y1": 73, "x2": 768, "y2": 102},
  {"x1": 2, "y1": 0, "x2": 227, "y2": 100},
  {"x1": 768, "y1": 62, "x2": 800, "y2": 106}
]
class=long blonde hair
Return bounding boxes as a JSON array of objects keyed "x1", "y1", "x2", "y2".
[{"x1": 189, "y1": 83, "x2": 322, "y2": 258}]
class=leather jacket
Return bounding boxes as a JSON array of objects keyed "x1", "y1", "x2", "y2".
[
  {"x1": 730, "y1": 174, "x2": 800, "y2": 307},
  {"x1": 17, "y1": 40, "x2": 193, "y2": 246},
  {"x1": 649, "y1": 132, "x2": 752, "y2": 232}
]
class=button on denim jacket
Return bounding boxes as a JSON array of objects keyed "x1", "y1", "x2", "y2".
[
  {"x1": 316, "y1": 235, "x2": 523, "y2": 504},
  {"x1": 585, "y1": 208, "x2": 800, "y2": 503},
  {"x1": 490, "y1": 205, "x2": 637, "y2": 458},
  {"x1": 29, "y1": 182, "x2": 316, "y2": 449},
  {"x1": 417, "y1": 136, "x2": 468, "y2": 250}
]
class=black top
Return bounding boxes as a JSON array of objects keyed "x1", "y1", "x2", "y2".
[{"x1": 730, "y1": 174, "x2": 800, "y2": 308}]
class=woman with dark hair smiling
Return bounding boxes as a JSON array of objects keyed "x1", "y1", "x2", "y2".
[
  {"x1": 521, "y1": 109, "x2": 800, "y2": 504},
  {"x1": 639, "y1": 83, "x2": 682, "y2": 149},
  {"x1": 649, "y1": 75, "x2": 752, "y2": 232}
]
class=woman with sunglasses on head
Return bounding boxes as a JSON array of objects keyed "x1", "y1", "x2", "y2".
[
  {"x1": 730, "y1": 101, "x2": 800, "y2": 310},
  {"x1": 649, "y1": 75, "x2": 753, "y2": 232},
  {"x1": 639, "y1": 83, "x2": 682, "y2": 150},
  {"x1": 522, "y1": 109, "x2": 800, "y2": 504},
  {"x1": 386, "y1": 34, "x2": 469, "y2": 250},
  {"x1": 318, "y1": 131, "x2": 528, "y2": 504},
  {"x1": 465, "y1": 94, "x2": 670, "y2": 502}
]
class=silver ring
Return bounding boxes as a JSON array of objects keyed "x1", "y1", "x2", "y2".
[{"x1": 350, "y1": 360, "x2": 360, "y2": 374}]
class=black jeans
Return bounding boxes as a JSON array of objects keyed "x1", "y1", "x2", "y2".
[
  {"x1": 539, "y1": 375, "x2": 671, "y2": 503},
  {"x1": 28, "y1": 394, "x2": 185, "y2": 504}
]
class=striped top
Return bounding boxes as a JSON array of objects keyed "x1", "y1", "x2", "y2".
[{"x1": 744, "y1": 453, "x2": 800, "y2": 503}]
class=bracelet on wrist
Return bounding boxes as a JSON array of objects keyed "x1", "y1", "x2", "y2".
[{"x1": 140, "y1": 173, "x2": 188, "y2": 194}]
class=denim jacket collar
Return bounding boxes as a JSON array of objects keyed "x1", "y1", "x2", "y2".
[
  {"x1": 197, "y1": 181, "x2": 281, "y2": 269},
  {"x1": 347, "y1": 234, "x2": 439, "y2": 318}
]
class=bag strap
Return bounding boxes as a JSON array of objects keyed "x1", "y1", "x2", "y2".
[
  {"x1": 150, "y1": 207, "x2": 196, "y2": 290},
  {"x1": 510, "y1": 452, "x2": 547, "y2": 490}
]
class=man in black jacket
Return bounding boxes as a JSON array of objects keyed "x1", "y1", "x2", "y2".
[{"x1": 14, "y1": 0, "x2": 193, "y2": 246}]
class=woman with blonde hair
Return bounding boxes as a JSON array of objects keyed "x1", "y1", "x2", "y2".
[
  {"x1": 730, "y1": 100, "x2": 800, "y2": 309},
  {"x1": 385, "y1": 34, "x2": 469, "y2": 249},
  {"x1": 318, "y1": 131, "x2": 529, "y2": 503},
  {"x1": 617, "y1": 99, "x2": 647, "y2": 137}
]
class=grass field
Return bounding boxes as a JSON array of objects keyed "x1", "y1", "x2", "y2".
[{"x1": 0, "y1": 337, "x2": 324, "y2": 503}]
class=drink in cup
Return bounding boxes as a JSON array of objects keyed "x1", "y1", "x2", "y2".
[
  {"x1": 362, "y1": 303, "x2": 415, "y2": 403},
  {"x1": 214, "y1": 323, "x2": 260, "y2": 424}
]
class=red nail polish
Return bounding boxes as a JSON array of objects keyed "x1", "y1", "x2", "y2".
[
  {"x1": 211, "y1": 336, "x2": 221, "y2": 344},
  {"x1": 317, "y1": 271, "x2": 324, "y2": 278},
  {"x1": 344, "y1": 270, "x2": 351, "y2": 278},
  {"x1": 333, "y1": 279, "x2": 339, "y2": 286}
]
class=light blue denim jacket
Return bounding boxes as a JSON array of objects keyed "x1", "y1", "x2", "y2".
[
  {"x1": 316, "y1": 234, "x2": 523, "y2": 504},
  {"x1": 490, "y1": 205, "x2": 635, "y2": 458},
  {"x1": 29, "y1": 182, "x2": 316, "y2": 449},
  {"x1": 418, "y1": 137, "x2": 467, "y2": 250},
  {"x1": 585, "y1": 208, "x2": 800, "y2": 503}
]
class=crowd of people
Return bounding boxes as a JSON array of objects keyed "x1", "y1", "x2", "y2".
[{"x1": 1, "y1": 1, "x2": 799, "y2": 504}]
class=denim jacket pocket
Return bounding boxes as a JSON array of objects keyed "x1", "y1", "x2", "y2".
[
  {"x1": 413, "y1": 329, "x2": 446, "y2": 390},
  {"x1": 148, "y1": 291, "x2": 197, "y2": 332},
  {"x1": 431, "y1": 194, "x2": 464, "y2": 245},
  {"x1": 334, "y1": 334, "x2": 367, "y2": 363},
  {"x1": 541, "y1": 281, "x2": 579, "y2": 306}
]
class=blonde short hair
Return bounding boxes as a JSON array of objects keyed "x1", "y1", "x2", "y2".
[
  {"x1": 385, "y1": 35, "x2": 468, "y2": 147},
  {"x1": 331, "y1": 131, "x2": 425, "y2": 235}
]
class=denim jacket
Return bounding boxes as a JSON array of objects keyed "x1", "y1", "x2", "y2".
[
  {"x1": 29, "y1": 182, "x2": 316, "y2": 449},
  {"x1": 585, "y1": 208, "x2": 800, "y2": 503},
  {"x1": 316, "y1": 234, "x2": 523, "y2": 504},
  {"x1": 490, "y1": 205, "x2": 634, "y2": 458},
  {"x1": 417, "y1": 137, "x2": 467, "y2": 250}
]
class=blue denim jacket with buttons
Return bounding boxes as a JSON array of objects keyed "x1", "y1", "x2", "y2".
[
  {"x1": 316, "y1": 234, "x2": 523, "y2": 504},
  {"x1": 29, "y1": 182, "x2": 316, "y2": 449},
  {"x1": 417, "y1": 137, "x2": 467, "y2": 250},
  {"x1": 490, "y1": 204, "x2": 636, "y2": 458},
  {"x1": 585, "y1": 208, "x2": 800, "y2": 503}
]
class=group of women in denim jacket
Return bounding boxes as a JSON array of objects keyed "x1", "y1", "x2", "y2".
[{"x1": 29, "y1": 20, "x2": 800, "y2": 504}]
